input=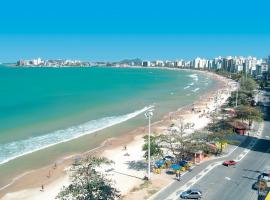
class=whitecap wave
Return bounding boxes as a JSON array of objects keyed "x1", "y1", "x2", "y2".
[
  {"x1": 184, "y1": 85, "x2": 190, "y2": 90},
  {"x1": 0, "y1": 106, "x2": 153, "y2": 165},
  {"x1": 188, "y1": 74, "x2": 199, "y2": 81},
  {"x1": 192, "y1": 88, "x2": 200, "y2": 92}
]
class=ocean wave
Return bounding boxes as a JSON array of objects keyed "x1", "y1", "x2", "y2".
[
  {"x1": 192, "y1": 88, "x2": 200, "y2": 92},
  {"x1": 188, "y1": 74, "x2": 199, "y2": 81},
  {"x1": 189, "y1": 82, "x2": 194, "y2": 86},
  {"x1": 0, "y1": 106, "x2": 153, "y2": 165},
  {"x1": 184, "y1": 85, "x2": 190, "y2": 90}
]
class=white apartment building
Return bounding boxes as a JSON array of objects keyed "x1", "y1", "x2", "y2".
[{"x1": 193, "y1": 57, "x2": 208, "y2": 69}]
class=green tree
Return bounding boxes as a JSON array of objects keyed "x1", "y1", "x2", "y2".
[
  {"x1": 235, "y1": 105, "x2": 263, "y2": 128},
  {"x1": 228, "y1": 90, "x2": 253, "y2": 106},
  {"x1": 142, "y1": 135, "x2": 163, "y2": 159},
  {"x1": 207, "y1": 129, "x2": 232, "y2": 153},
  {"x1": 240, "y1": 76, "x2": 258, "y2": 92},
  {"x1": 56, "y1": 157, "x2": 120, "y2": 200}
]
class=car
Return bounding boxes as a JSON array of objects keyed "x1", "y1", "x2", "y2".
[
  {"x1": 258, "y1": 171, "x2": 270, "y2": 180},
  {"x1": 223, "y1": 160, "x2": 237, "y2": 166},
  {"x1": 180, "y1": 189, "x2": 202, "y2": 199}
]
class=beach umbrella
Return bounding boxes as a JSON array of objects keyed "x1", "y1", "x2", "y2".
[
  {"x1": 170, "y1": 164, "x2": 181, "y2": 170},
  {"x1": 164, "y1": 155, "x2": 174, "y2": 161},
  {"x1": 155, "y1": 160, "x2": 165, "y2": 167},
  {"x1": 179, "y1": 161, "x2": 188, "y2": 167}
]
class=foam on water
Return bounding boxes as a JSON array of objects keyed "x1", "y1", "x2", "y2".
[
  {"x1": 0, "y1": 106, "x2": 153, "y2": 165},
  {"x1": 184, "y1": 85, "x2": 190, "y2": 89},
  {"x1": 192, "y1": 88, "x2": 200, "y2": 92},
  {"x1": 188, "y1": 74, "x2": 199, "y2": 81}
]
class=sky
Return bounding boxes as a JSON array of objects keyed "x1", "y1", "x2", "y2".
[{"x1": 0, "y1": 0, "x2": 270, "y2": 62}]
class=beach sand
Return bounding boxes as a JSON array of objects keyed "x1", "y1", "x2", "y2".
[{"x1": 0, "y1": 70, "x2": 236, "y2": 200}]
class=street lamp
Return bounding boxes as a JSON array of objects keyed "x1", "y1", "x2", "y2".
[
  {"x1": 235, "y1": 85, "x2": 238, "y2": 107},
  {"x1": 145, "y1": 109, "x2": 154, "y2": 180}
]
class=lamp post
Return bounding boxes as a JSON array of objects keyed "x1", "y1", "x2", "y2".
[
  {"x1": 145, "y1": 109, "x2": 154, "y2": 180},
  {"x1": 235, "y1": 86, "x2": 238, "y2": 108}
]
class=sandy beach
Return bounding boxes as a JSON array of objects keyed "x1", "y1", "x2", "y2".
[{"x1": 0, "y1": 70, "x2": 236, "y2": 200}]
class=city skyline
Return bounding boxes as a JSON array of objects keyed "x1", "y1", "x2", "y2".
[{"x1": 1, "y1": 0, "x2": 270, "y2": 62}]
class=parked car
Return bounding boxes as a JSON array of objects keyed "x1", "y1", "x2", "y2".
[
  {"x1": 180, "y1": 189, "x2": 202, "y2": 199},
  {"x1": 222, "y1": 160, "x2": 237, "y2": 166},
  {"x1": 258, "y1": 171, "x2": 270, "y2": 180}
]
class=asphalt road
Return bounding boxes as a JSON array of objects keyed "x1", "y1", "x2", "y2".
[{"x1": 191, "y1": 121, "x2": 270, "y2": 200}]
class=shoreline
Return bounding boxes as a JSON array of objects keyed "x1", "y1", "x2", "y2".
[{"x1": 0, "y1": 69, "x2": 235, "y2": 199}]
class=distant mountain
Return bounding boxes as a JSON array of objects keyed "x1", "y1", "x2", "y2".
[{"x1": 119, "y1": 58, "x2": 142, "y2": 65}]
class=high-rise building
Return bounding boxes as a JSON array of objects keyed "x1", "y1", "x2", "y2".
[
  {"x1": 268, "y1": 55, "x2": 270, "y2": 73},
  {"x1": 142, "y1": 61, "x2": 150, "y2": 67},
  {"x1": 193, "y1": 57, "x2": 208, "y2": 69}
]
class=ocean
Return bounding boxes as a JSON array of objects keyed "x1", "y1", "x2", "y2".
[{"x1": 0, "y1": 66, "x2": 215, "y2": 187}]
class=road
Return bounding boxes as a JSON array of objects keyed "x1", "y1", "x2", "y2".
[
  {"x1": 191, "y1": 121, "x2": 270, "y2": 200},
  {"x1": 152, "y1": 106, "x2": 270, "y2": 200}
]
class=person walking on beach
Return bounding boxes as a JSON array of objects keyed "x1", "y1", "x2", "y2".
[
  {"x1": 40, "y1": 184, "x2": 44, "y2": 192},
  {"x1": 53, "y1": 163, "x2": 57, "y2": 170}
]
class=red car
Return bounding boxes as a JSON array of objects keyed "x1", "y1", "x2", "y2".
[{"x1": 223, "y1": 160, "x2": 237, "y2": 166}]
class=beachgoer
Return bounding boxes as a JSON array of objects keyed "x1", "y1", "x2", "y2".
[
  {"x1": 53, "y1": 163, "x2": 57, "y2": 169},
  {"x1": 41, "y1": 184, "x2": 44, "y2": 192},
  {"x1": 47, "y1": 170, "x2": 51, "y2": 178},
  {"x1": 143, "y1": 175, "x2": 149, "y2": 180}
]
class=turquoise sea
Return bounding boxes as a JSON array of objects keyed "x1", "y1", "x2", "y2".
[{"x1": 0, "y1": 66, "x2": 215, "y2": 187}]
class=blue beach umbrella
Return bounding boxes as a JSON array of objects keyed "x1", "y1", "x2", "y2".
[
  {"x1": 170, "y1": 164, "x2": 181, "y2": 170},
  {"x1": 179, "y1": 160, "x2": 188, "y2": 166},
  {"x1": 155, "y1": 160, "x2": 165, "y2": 168}
]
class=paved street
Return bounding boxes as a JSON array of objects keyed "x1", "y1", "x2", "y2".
[
  {"x1": 152, "y1": 106, "x2": 270, "y2": 200},
  {"x1": 191, "y1": 121, "x2": 270, "y2": 200}
]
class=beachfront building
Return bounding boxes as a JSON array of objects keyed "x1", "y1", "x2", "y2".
[
  {"x1": 244, "y1": 56, "x2": 257, "y2": 74},
  {"x1": 174, "y1": 60, "x2": 185, "y2": 68},
  {"x1": 193, "y1": 57, "x2": 208, "y2": 69},
  {"x1": 268, "y1": 55, "x2": 270, "y2": 74},
  {"x1": 153, "y1": 60, "x2": 165, "y2": 67},
  {"x1": 142, "y1": 61, "x2": 151, "y2": 67},
  {"x1": 163, "y1": 60, "x2": 174, "y2": 67}
]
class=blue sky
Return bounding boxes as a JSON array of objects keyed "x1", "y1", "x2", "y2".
[{"x1": 1, "y1": 0, "x2": 270, "y2": 62}]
